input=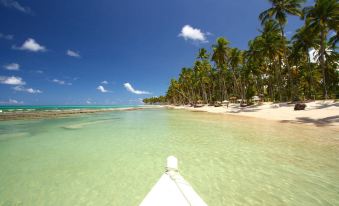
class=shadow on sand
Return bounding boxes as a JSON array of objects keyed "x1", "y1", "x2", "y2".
[
  {"x1": 312, "y1": 102, "x2": 339, "y2": 109},
  {"x1": 227, "y1": 108, "x2": 262, "y2": 113},
  {"x1": 280, "y1": 115, "x2": 339, "y2": 127}
]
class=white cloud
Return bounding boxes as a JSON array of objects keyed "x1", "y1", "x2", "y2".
[
  {"x1": 3, "y1": 63, "x2": 20, "y2": 71},
  {"x1": 309, "y1": 48, "x2": 334, "y2": 63},
  {"x1": 309, "y1": 48, "x2": 317, "y2": 63},
  {"x1": 0, "y1": 98, "x2": 23, "y2": 104},
  {"x1": 52, "y1": 78, "x2": 72, "y2": 85},
  {"x1": 0, "y1": 33, "x2": 13, "y2": 40},
  {"x1": 101, "y1": 80, "x2": 108, "y2": 84},
  {"x1": 13, "y1": 86, "x2": 42, "y2": 94},
  {"x1": 123, "y1": 83, "x2": 150, "y2": 95},
  {"x1": 97, "y1": 85, "x2": 109, "y2": 93},
  {"x1": 0, "y1": 76, "x2": 25, "y2": 85},
  {"x1": 66, "y1": 49, "x2": 81, "y2": 58},
  {"x1": 178, "y1": 25, "x2": 208, "y2": 43},
  {"x1": 9, "y1": 98, "x2": 22, "y2": 104},
  {"x1": 14, "y1": 38, "x2": 46, "y2": 52},
  {"x1": 53, "y1": 79, "x2": 65, "y2": 85},
  {"x1": 0, "y1": 0, "x2": 33, "y2": 14},
  {"x1": 86, "y1": 99, "x2": 92, "y2": 104}
]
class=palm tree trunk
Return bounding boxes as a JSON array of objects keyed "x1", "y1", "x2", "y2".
[
  {"x1": 218, "y1": 72, "x2": 222, "y2": 101},
  {"x1": 218, "y1": 71, "x2": 224, "y2": 101},
  {"x1": 201, "y1": 83, "x2": 208, "y2": 103},
  {"x1": 277, "y1": 59, "x2": 283, "y2": 102},
  {"x1": 209, "y1": 86, "x2": 213, "y2": 103},
  {"x1": 320, "y1": 28, "x2": 328, "y2": 99},
  {"x1": 190, "y1": 86, "x2": 195, "y2": 103},
  {"x1": 222, "y1": 78, "x2": 227, "y2": 100},
  {"x1": 306, "y1": 51, "x2": 313, "y2": 99},
  {"x1": 279, "y1": 24, "x2": 293, "y2": 101},
  {"x1": 231, "y1": 70, "x2": 241, "y2": 99}
]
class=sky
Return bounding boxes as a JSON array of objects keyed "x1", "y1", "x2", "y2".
[{"x1": 0, "y1": 0, "x2": 311, "y2": 105}]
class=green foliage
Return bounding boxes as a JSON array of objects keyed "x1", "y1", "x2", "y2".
[
  {"x1": 143, "y1": 96, "x2": 166, "y2": 104},
  {"x1": 143, "y1": 0, "x2": 339, "y2": 105}
]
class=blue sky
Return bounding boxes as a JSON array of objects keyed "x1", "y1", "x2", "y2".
[{"x1": 0, "y1": 0, "x2": 309, "y2": 105}]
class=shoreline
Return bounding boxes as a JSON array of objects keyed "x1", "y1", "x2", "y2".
[
  {"x1": 166, "y1": 100, "x2": 339, "y2": 130},
  {"x1": 1, "y1": 102, "x2": 338, "y2": 130},
  {"x1": 0, "y1": 106, "x2": 162, "y2": 121}
]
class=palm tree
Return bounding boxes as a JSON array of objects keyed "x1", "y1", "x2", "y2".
[
  {"x1": 212, "y1": 38, "x2": 229, "y2": 67},
  {"x1": 260, "y1": 0, "x2": 306, "y2": 100},
  {"x1": 303, "y1": 0, "x2": 339, "y2": 98},
  {"x1": 195, "y1": 48, "x2": 212, "y2": 103},
  {"x1": 151, "y1": 0, "x2": 338, "y2": 106},
  {"x1": 197, "y1": 48, "x2": 209, "y2": 60},
  {"x1": 291, "y1": 26, "x2": 319, "y2": 98},
  {"x1": 167, "y1": 79, "x2": 181, "y2": 104},
  {"x1": 258, "y1": 20, "x2": 285, "y2": 101},
  {"x1": 228, "y1": 48, "x2": 243, "y2": 99},
  {"x1": 212, "y1": 37, "x2": 230, "y2": 101},
  {"x1": 246, "y1": 40, "x2": 267, "y2": 98},
  {"x1": 178, "y1": 68, "x2": 195, "y2": 104}
]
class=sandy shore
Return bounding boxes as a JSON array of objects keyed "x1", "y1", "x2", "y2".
[
  {"x1": 167, "y1": 100, "x2": 339, "y2": 129},
  {"x1": 0, "y1": 107, "x2": 150, "y2": 121}
]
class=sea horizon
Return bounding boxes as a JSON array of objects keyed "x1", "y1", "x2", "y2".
[{"x1": 0, "y1": 104, "x2": 144, "y2": 112}]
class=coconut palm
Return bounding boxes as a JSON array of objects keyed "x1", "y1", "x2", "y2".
[
  {"x1": 228, "y1": 48, "x2": 243, "y2": 99},
  {"x1": 178, "y1": 68, "x2": 196, "y2": 104},
  {"x1": 212, "y1": 38, "x2": 229, "y2": 68},
  {"x1": 260, "y1": 0, "x2": 306, "y2": 100},
  {"x1": 258, "y1": 20, "x2": 285, "y2": 101},
  {"x1": 303, "y1": 0, "x2": 339, "y2": 98},
  {"x1": 143, "y1": 0, "x2": 337, "y2": 105},
  {"x1": 195, "y1": 48, "x2": 213, "y2": 103},
  {"x1": 197, "y1": 48, "x2": 209, "y2": 60},
  {"x1": 291, "y1": 26, "x2": 320, "y2": 98},
  {"x1": 212, "y1": 37, "x2": 230, "y2": 101}
]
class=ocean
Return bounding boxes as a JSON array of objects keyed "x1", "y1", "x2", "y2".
[
  {"x1": 0, "y1": 105, "x2": 139, "y2": 112},
  {"x1": 0, "y1": 108, "x2": 338, "y2": 205}
]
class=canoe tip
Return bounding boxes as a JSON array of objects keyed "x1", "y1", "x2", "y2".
[{"x1": 166, "y1": 156, "x2": 178, "y2": 172}]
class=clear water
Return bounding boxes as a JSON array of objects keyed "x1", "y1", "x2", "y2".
[
  {"x1": 0, "y1": 105, "x2": 139, "y2": 112},
  {"x1": 0, "y1": 108, "x2": 338, "y2": 206}
]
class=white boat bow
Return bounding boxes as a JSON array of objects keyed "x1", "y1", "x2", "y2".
[{"x1": 140, "y1": 156, "x2": 208, "y2": 206}]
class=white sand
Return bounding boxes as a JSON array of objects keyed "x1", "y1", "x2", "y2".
[{"x1": 168, "y1": 100, "x2": 339, "y2": 129}]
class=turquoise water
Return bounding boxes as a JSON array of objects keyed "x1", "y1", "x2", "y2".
[
  {"x1": 0, "y1": 108, "x2": 338, "y2": 205},
  {"x1": 0, "y1": 105, "x2": 139, "y2": 112}
]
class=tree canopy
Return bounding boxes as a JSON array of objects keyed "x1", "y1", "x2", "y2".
[{"x1": 144, "y1": 0, "x2": 338, "y2": 105}]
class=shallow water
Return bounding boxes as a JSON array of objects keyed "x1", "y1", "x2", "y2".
[
  {"x1": 0, "y1": 108, "x2": 338, "y2": 206},
  {"x1": 0, "y1": 105, "x2": 138, "y2": 112}
]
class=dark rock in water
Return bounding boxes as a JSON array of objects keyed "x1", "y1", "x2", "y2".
[{"x1": 294, "y1": 103, "x2": 306, "y2": 110}]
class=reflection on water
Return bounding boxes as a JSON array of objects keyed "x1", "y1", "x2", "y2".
[{"x1": 0, "y1": 109, "x2": 338, "y2": 206}]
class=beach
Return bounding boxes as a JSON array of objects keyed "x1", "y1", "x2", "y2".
[
  {"x1": 167, "y1": 100, "x2": 339, "y2": 130},
  {"x1": 2, "y1": 102, "x2": 338, "y2": 130}
]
